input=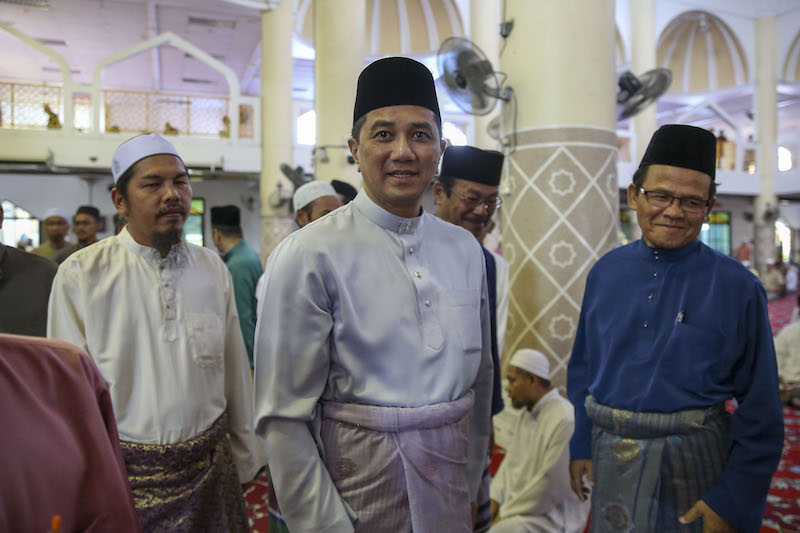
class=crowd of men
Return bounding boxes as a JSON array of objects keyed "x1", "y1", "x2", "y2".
[{"x1": 0, "y1": 56, "x2": 788, "y2": 533}]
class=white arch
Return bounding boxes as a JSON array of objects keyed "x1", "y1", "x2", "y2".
[
  {"x1": 0, "y1": 22, "x2": 75, "y2": 133},
  {"x1": 91, "y1": 32, "x2": 242, "y2": 140}
]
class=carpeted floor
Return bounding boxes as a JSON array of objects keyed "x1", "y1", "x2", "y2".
[
  {"x1": 770, "y1": 291, "x2": 797, "y2": 335},
  {"x1": 763, "y1": 294, "x2": 800, "y2": 533},
  {"x1": 244, "y1": 291, "x2": 799, "y2": 532},
  {"x1": 245, "y1": 469, "x2": 271, "y2": 532},
  {"x1": 762, "y1": 406, "x2": 800, "y2": 533}
]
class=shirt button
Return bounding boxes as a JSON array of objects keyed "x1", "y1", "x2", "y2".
[
  {"x1": 643, "y1": 321, "x2": 648, "y2": 328},
  {"x1": 425, "y1": 299, "x2": 431, "y2": 307},
  {"x1": 409, "y1": 248, "x2": 414, "y2": 254},
  {"x1": 653, "y1": 272, "x2": 658, "y2": 278},
  {"x1": 648, "y1": 294, "x2": 653, "y2": 301},
  {"x1": 414, "y1": 271, "x2": 421, "y2": 278}
]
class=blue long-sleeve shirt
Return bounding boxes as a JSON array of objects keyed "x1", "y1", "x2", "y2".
[
  {"x1": 483, "y1": 246, "x2": 504, "y2": 416},
  {"x1": 567, "y1": 239, "x2": 783, "y2": 532}
]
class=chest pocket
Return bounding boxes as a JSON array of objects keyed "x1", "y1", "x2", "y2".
[
  {"x1": 448, "y1": 289, "x2": 482, "y2": 355},
  {"x1": 187, "y1": 312, "x2": 225, "y2": 370},
  {"x1": 664, "y1": 321, "x2": 727, "y2": 385}
]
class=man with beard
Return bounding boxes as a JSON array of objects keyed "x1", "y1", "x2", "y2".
[
  {"x1": 54, "y1": 205, "x2": 103, "y2": 264},
  {"x1": 432, "y1": 145, "x2": 507, "y2": 532},
  {"x1": 255, "y1": 57, "x2": 493, "y2": 533},
  {"x1": 48, "y1": 133, "x2": 262, "y2": 532},
  {"x1": 490, "y1": 349, "x2": 589, "y2": 532}
]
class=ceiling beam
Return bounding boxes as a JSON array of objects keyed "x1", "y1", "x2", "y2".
[{"x1": 147, "y1": 1, "x2": 161, "y2": 91}]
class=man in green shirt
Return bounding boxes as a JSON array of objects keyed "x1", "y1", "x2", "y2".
[{"x1": 211, "y1": 205, "x2": 262, "y2": 368}]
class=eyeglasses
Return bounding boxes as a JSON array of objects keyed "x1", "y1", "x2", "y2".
[
  {"x1": 639, "y1": 187, "x2": 709, "y2": 213},
  {"x1": 452, "y1": 190, "x2": 502, "y2": 210}
]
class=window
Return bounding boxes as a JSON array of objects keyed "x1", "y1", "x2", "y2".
[
  {"x1": 183, "y1": 198, "x2": 205, "y2": 247},
  {"x1": 297, "y1": 109, "x2": 316, "y2": 145},
  {"x1": 699, "y1": 211, "x2": 730, "y2": 256},
  {"x1": 442, "y1": 121, "x2": 468, "y2": 146},
  {"x1": 0, "y1": 200, "x2": 40, "y2": 250},
  {"x1": 776, "y1": 219, "x2": 791, "y2": 264},
  {"x1": 778, "y1": 146, "x2": 793, "y2": 172}
]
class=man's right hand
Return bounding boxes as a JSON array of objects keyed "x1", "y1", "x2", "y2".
[{"x1": 569, "y1": 459, "x2": 594, "y2": 501}]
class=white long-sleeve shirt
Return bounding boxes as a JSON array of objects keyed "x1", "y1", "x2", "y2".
[
  {"x1": 47, "y1": 226, "x2": 262, "y2": 483},
  {"x1": 254, "y1": 190, "x2": 493, "y2": 533},
  {"x1": 491, "y1": 389, "x2": 589, "y2": 533},
  {"x1": 776, "y1": 321, "x2": 800, "y2": 385}
]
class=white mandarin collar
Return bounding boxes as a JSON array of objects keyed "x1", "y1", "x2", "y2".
[
  {"x1": 531, "y1": 388, "x2": 560, "y2": 417},
  {"x1": 353, "y1": 189, "x2": 425, "y2": 234},
  {"x1": 117, "y1": 226, "x2": 165, "y2": 269}
]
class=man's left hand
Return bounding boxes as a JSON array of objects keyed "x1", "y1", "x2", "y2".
[{"x1": 679, "y1": 500, "x2": 735, "y2": 532}]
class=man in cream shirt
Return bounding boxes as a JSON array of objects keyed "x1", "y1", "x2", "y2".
[
  {"x1": 255, "y1": 57, "x2": 493, "y2": 532},
  {"x1": 48, "y1": 133, "x2": 261, "y2": 532},
  {"x1": 491, "y1": 349, "x2": 589, "y2": 532}
]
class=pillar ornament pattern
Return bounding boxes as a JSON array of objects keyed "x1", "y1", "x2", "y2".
[
  {"x1": 501, "y1": 126, "x2": 619, "y2": 388},
  {"x1": 259, "y1": 215, "x2": 296, "y2": 264}
]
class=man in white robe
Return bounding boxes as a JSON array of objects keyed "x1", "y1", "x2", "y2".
[
  {"x1": 490, "y1": 349, "x2": 589, "y2": 533},
  {"x1": 776, "y1": 314, "x2": 800, "y2": 404},
  {"x1": 255, "y1": 57, "x2": 493, "y2": 533},
  {"x1": 48, "y1": 133, "x2": 262, "y2": 532}
]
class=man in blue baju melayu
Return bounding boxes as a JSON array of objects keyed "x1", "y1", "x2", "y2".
[{"x1": 567, "y1": 124, "x2": 783, "y2": 533}]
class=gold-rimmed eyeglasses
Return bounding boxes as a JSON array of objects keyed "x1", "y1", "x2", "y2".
[
  {"x1": 639, "y1": 187, "x2": 709, "y2": 213},
  {"x1": 452, "y1": 190, "x2": 502, "y2": 210}
]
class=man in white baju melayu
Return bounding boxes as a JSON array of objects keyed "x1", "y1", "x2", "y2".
[
  {"x1": 254, "y1": 57, "x2": 493, "y2": 533},
  {"x1": 490, "y1": 349, "x2": 589, "y2": 533},
  {"x1": 48, "y1": 133, "x2": 262, "y2": 532}
]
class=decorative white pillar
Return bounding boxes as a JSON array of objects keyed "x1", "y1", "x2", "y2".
[
  {"x1": 754, "y1": 15, "x2": 778, "y2": 274},
  {"x1": 313, "y1": 0, "x2": 365, "y2": 187},
  {"x1": 470, "y1": 0, "x2": 501, "y2": 149},
  {"x1": 499, "y1": 0, "x2": 618, "y2": 388},
  {"x1": 629, "y1": 0, "x2": 657, "y2": 163},
  {"x1": 260, "y1": 1, "x2": 296, "y2": 262}
]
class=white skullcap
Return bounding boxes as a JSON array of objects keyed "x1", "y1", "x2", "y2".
[
  {"x1": 509, "y1": 349, "x2": 550, "y2": 380},
  {"x1": 111, "y1": 133, "x2": 182, "y2": 183},
  {"x1": 293, "y1": 181, "x2": 338, "y2": 213},
  {"x1": 43, "y1": 208, "x2": 69, "y2": 222}
]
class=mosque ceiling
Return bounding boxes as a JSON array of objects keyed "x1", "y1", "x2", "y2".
[{"x1": 1, "y1": 0, "x2": 799, "y2": 139}]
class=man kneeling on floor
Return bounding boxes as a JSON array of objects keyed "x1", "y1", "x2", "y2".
[{"x1": 490, "y1": 349, "x2": 589, "y2": 533}]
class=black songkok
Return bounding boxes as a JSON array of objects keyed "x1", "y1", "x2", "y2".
[
  {"x1": 639, "y1": 124, "x2": 716, "y2": 179},
  {"x1": 210, "y1": 205, "x2": 240, "y2": 227},
  {"x1": 353, "y1": 57, "x2": 440, "y2": 125},
  {"x1": 439, "y1": 146, "x2": 504, "y2": 187},
  {"x1": 75, "y1": 205, "x2": 101, "y2": 221},
  {"x1": 331, "y1": 179, "x2": 358, "y2": 204}
]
